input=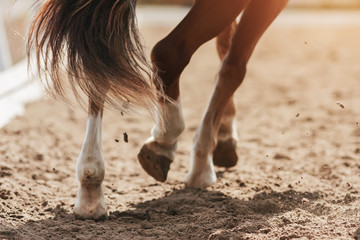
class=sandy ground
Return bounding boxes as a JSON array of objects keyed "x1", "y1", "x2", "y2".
[{"x1": 1, "y1": 10, "x2": 360, "y2": 240}]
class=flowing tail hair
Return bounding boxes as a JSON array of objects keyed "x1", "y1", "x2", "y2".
[{"x1": 27, "y1": 0, "x2": 164, "y2": 115}]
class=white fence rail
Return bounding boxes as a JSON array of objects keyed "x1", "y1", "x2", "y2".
[
  {"x1": 1, "y1": 6, "x2": 360, "y2": 128},
  {"x1": 0, "y1": 15, "x2": 11, "y2": 71},
  {"x1": 0, "y1": 59, "x2": 42, "y2": 128}
]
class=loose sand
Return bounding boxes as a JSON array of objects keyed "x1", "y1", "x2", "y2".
[{"x1": 0, "y1": 11, "x2": 360, "y2": 240}]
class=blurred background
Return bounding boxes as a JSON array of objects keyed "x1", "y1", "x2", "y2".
[
  {"x1": 0, "y1": 0, "x2": 360, "y2": 70},
  {"x1": 139, "y1": 0, "x2": 360, "y2": 8},
  {"x1": 0, "y1": 0, "x2": 359, "y2": 128},
  {"x1": 0, "y1": 0, "x2": 33, "y2": 70}
]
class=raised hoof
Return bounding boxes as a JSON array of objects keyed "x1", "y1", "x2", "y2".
[
  {"x1": 213, "y1": 138, "x2": 238, "y2": 168},
  {"x1": 138, "y1": 144, "x2": 172, "y2": 182}
]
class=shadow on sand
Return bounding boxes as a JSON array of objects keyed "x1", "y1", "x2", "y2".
[{"x1": 0, "y1": 186, "x2": 321, "y2": 240}]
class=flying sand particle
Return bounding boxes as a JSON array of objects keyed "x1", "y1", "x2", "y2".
[
  {"x1": 123, "y1": 132, "x2": 128, "y2": 143},
  {"x1": 302, "y1": 198, "x2": 309, "y2": 204},
  {"x1": 336, "y1": 101, "x2": 345, "y2": 109}
]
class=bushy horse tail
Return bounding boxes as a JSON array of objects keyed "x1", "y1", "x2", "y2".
[{"x1": 27, "y1": 0, "x2": 163, "y2": 114}]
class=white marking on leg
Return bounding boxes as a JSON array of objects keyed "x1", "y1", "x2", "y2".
[
  {"x1": 217, "y1": 114, "x2": 238, "y2": 142},
  {"x1": 151, "y1": 98, "x2": 185, "y2": 146},
  {"x1": 73, "y1": 113, "x2": 107, "y2": 219},
  {"x1": 185, "y1": 59, "x2": 244, "y2": 188},
  {"x1": 144, "y1": 98, "x2": 185, "y2": 159},
  {"x1": 185, "y1": 113, "x2": 217, "y2": 188}
]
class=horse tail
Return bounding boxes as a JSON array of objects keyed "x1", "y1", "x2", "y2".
[{"x1": 27, "y1": 0, "x2": 164, "y2": 115}]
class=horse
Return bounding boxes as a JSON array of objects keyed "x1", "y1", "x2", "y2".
[{"x1": 27, "y1": 0, "x2": 288, "y2": 220}]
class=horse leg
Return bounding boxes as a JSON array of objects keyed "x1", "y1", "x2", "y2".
[
  {"x1": 213, "y1": 21, "x2": 239, "y2": 168},
  {"x1": 73, "y1": 98, "x2": 107, "y2": 220},
  {"x1": 138, "y1": 0, "x2": 251, "y2": 182},
  {"x1": 185, "y1": 0, "x2": 288, "y2": 188},
  {"x1": 213, "y1": 95, "x2": 239, "y2": 167}
]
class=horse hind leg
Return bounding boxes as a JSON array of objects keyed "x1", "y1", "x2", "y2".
[
  {"x1": 137, "y1": 5, "x2": 192, "y2": 183},
  {"x1": 137, "y1": 33, "x2": 188, "y2": 182},
  {"x1": 73, "y1": 98, "x2": 107, "y2": 220},
  {"x1": 213, "y1": 21, "x2": 239, "y2": 168},
  {"x1": 138, "y1": 98, "x2": 185, "y2": 182},
  {"x1": 137, "y1": 37, "x2": 188, "y2": 182}
]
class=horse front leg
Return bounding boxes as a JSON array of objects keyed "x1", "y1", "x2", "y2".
[
  {"x1": 138, "y1": 0, "x2": 249, "y2": 182},
  {"x1": 73, "y1": 98, "x2": 107, "y2": 220},
  {"x1": 213, "y1": 95, "x2": 239, "y2": 168},
  {"x1": 213, "y1": 21, "x2": 239, "y2": 168},
  {"x1": 185, "y1": 60, "x2": 244, "y2": 188},
  {"x1": 185, "y1": 0, "x2": 288, "y2": 188}
]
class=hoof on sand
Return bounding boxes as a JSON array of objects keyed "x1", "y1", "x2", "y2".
[
  {"x1": 73, "y1": 206, "x2": 108, "y2": 221},
  {"x1": 184, "y1": 170, "x2": 217, "y2": 189},
  {"x1": 74, "y1": 212, "x2": 108, "y2": 221}
]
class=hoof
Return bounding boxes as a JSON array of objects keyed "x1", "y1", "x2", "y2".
[
  {"x1": 184, "y1": 168, "x2": 217, "y2": 189},
  {"x1": 73, "y1": 201, "x2": 108, "y2": 221},
  {"x1": 213, "y1": 138, "x2": 238, "y2": 168},
  {"x1": 74, "y1": 210, "x2": 108, "y2": 221},
  {"x1": 185, "y1": 154, "x2": 217, "y2": 188},
  {"x1": 73, "y1": 185, "x2": 108, "y2": 221},
  {"x1": 138, "y1": 143, "x2": 173, "y2": 182}
]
